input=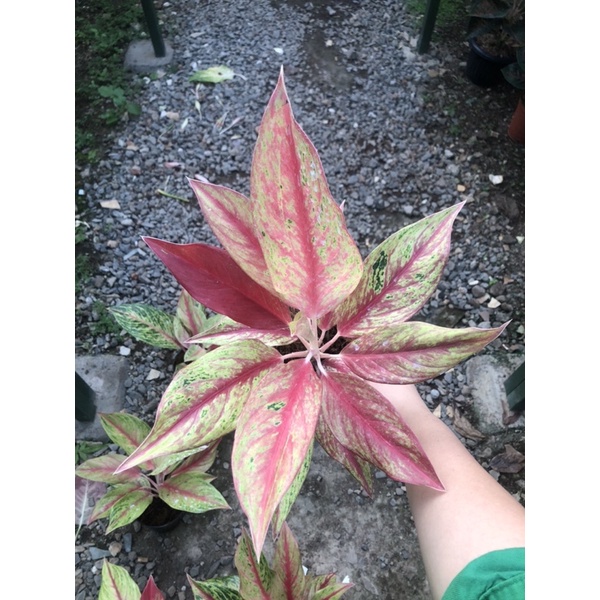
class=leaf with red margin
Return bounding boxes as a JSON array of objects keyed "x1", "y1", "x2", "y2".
[
  {"x1": 99, "y1": 413, "x2": 151, "y2": 457},
  {"x1": 315, "y1": 413, "x2": 374, "y2": 496},
  {"x1": 189, "y1": 180, "x2": 280, "y2": 296},
  {"x1": 158, "y1": 471, "x2": 230, "y2": 513},
  {"x1": 106, "y1": 486, "x2": 154, "y2": 533},
  {"x1": 140, "y1": 576, "x2": 165, "y2": 600},
  {"x1": 321, "y1": 203, "x2": 464, "y2": 336},
  {"x1": 143, "y1": 237, "x2": 291, "y2": 331},
  {"x1": 337, "y1": 321, "x2": 509, "y2": 384},
  {"x1": 88, "y1": 482, "x2": 149, "y2": 523},
  {"x1": 100, "y1": 560, "x2": 142, "y2": 600},
  {"x1": 321, "y1": 370, "x2": 443, "y2": 490},
  {"x1": 250, "y1": 68, "x2": 363, "y2": 318},
  {"x1": 175, "y1": 288, "x2": 208, "y2": 338},
  {"x1": 115, "y1": 341, "x2": 282, "y2": 473},
  {"x1": 235, "y1": 529, "x2": 276, "y2": 600},
  {"x1": 272, "y1": 522, "x2": 306, "y2": 599},
  {"x1": 187, "y1": 575, "x2": 242, "y2": 600},
  {"x1": 232, "y1": 359, "x2": 322, "y2": 557},
  {"x1": 76, "y1": 455, "x2": 145, "y2": 486}
]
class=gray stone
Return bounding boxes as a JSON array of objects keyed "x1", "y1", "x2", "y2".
[{"x1": 124, "y1": 40, "x2": 174, "y2": 73}]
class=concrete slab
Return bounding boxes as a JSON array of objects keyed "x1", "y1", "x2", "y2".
[
  {"x1": 465, "y1": 354, "x2": 525, "y2": 434},
  {"x1": 75, "y1": 355, "x2": 129, "y2": 442},
  {"x1": 124, "y1": 39, "x2": 174, "y2": 73}
]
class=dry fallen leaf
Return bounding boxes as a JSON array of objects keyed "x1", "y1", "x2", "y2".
[
  {"x1": 489, "y1": 444, "x2": 525, "y2": 473},
  {"x1": 100, "y1": 199, "x2": 121, "y2": 210},
  {"x1": 447, "y1": 406, "x2": 486, "y2": 441}
]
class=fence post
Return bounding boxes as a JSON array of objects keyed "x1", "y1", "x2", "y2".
[{"x1": 141, "y1": 0, "x2": 166, "y2": 58}]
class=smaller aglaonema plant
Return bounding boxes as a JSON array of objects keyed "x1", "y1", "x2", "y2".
[
  {"x1": 75, "y1": 412, "x2": 229, "y2": 533},
  {"x1": 97, "y1": 523, "x2": 350, "y2": 600},
  {"x1": 113, "y1": 68, "x2": 507, "y2": 558}
]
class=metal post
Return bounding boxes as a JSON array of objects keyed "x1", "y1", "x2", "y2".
[
  {"x1": 76, "y1": 372, "x2": 97, "y2": 422},
  {"x1": 141, "y1": 0, "x2": 166, "y2": 58},
  {"x1": 417, "y1": 0, "x2": 442, "y2": 54}
]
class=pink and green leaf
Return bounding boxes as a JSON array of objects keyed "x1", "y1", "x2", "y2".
[
  {"x1": 176, "y1": 288, "x2": 208, "y2": 338},
  {"x1": 106, "y1": 486, "x2": 154, "y2": 533},
  {"x1": 109, "y1": 304, "x2": 180, "y2": 349},
  {"x1": 99, "y1": 560, "x2": 141, "y2": 600},
  {"x1": 321, "y1": 370, "x2": 443, "y2": 490},
  {"x1": 272, "y1": 522, "x2": 306, "y2": 599},
  {"x1": 158, "y1": 472, "x2": 230, "y2": 513},
  {"x1": 338, "y1": 321, "x2": 509, "y2": 384},
  {"x1": 187, "y1": 575, "x2": 242, "y2": 600},
  {"x1": 140, "y1": 576, "x2": 165, "y2": 600},
  {"x1": 189, "y1": 314, "x2": 295, "y2": 347},
  {"x1": 250, "y1": 68, "x2": 363, "y2": 318},
  {"x1": 323, "y1": 203, "x2": 464, "y2": 336},
  {"x1": 315, "y1": 414, "x2": 374, "y2": 496},
  {"x1": 272, "y1": 439, "x2": 314, "y2": 535},
  {"x1": 116, "y1": 341, "x2": 282, "y2": 472},
  {"x1": 76, "y1": 454, "x2": 145, "y2": 486},
  {"x1": 169, "y1": 439, "x2": 221, "y2": 477},
  {"x1": 311, "y1": 580, "x2": 353, "y2": 600},
  {"x1": 88, "y1": 482, "x2": 148, "y2": 523},
  {"x1": 189, "y1": 180, "x2": 280, "y2": 296},
  {"x1": 232, "y1": 359, "x2": 322, "y2": 557},
  {"x1": 143, "y1": 237, "x2": 291, "y2": 330},
  {"x1": 235, "y1": 529, "x2": 276, "y2": 600},
  {"x1": 99, "y1": 412, "x2": 151, "y2": 456}
]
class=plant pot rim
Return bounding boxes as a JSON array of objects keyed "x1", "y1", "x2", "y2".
[{"x1": 468, "y1": 37, "x2": 516, "y2": 66}]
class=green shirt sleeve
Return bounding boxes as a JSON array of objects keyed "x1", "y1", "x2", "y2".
[{"x1": 441, "y1": 547, "x2": 525, "y2": 600}]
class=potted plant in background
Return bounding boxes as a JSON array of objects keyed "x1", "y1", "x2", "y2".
[
  {"x1": 465, "y1": 0, "x2": 525, "y2": 87},
  {"x1": 75, "y1": 412, "x2": 229, "y2": 533},
  {"x1": 502, "y1": 45, "x2": 525, "y2": 144}
]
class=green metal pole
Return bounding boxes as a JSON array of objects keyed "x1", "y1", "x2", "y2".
[
  {"x1": 141, "y1": 0, "x2": 166, "y2": 58},
  {"x1": 417, "y1": 0, "x2": 442, "y2": 54}
]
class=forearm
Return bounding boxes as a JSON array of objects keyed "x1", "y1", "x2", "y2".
[{"x1": 369, "y1": 382, "x2": 525, "y2": 600}]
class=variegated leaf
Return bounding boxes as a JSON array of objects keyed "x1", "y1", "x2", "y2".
[
  {"x1": 115, "y1": 341, "x2": 282, "y2": 473},
  {"x1": 189, "y1": 314, "x2": 295, "y2": 347},
  {"x1": 321, "y1": 370, "x2": 443, "y2": 490},
  {"x1": 315, "y1": 414, "x2": 374, "y2": 496},
  {"x1": 272, "y1": 440, "x2": 314, "y2": 535},
  {"x1": 169, "y1": 439, "x2": 220, "y2": 477},
  {"x1": 158, "y1": 472, "x2": 230, "y2": 513},
  {"x1": 235, "y1": 529, "x2": 275, "y2": 600},
  {"x1": 190, "y1": 180, "x2": 280, "y2": 296},
  {"x1": 188, "y1": 575, "x2": 242, "y2": 600},
  {"x1": 106, "y1": 487, "x2": 154, "y2": 533},
  {"x1": 140, "y1": 576, "x2": 165, "y2": 600},
  {"x1": 99, "y1": 413, "x2": 151, "y2": 456},
  {"x1": 150, "y1": 445, "x2": 211, "y2": 477},
  {"x1": 184, "y1": 344, "x2": 207, "y2": 362},
  {"x1": 88, "y1": 482, "x2": 148, "y2": 523},
  {"x1": 143, "y1": 237, "x2": 291, "y2": 331},
  {"x1": 76, "y1": 455, "x2": 145, "y2": 486},
  {"x1": 109, "y1": 304, "x2": 180, "y2": 349},
  {"x1": 99, "y1": 560, "x2": 141, "y2": 600},
  {"x1": 232, "y1": 360, "x2": 322, "y2": 557},
  {"x1": 272, "y1": 522, "x2": 306, "y2": 600},
  {"x1": 176, "y1": 288, "x2": 208, "y2": 338},
  {"x1": 323, "y1": 203, "x2": 464, "y2": 336},
  {"x1": 250, "y1": 68, "x2": 363, "y2": 318},
  {"x1": 311, "y1": 581, "x2": 353, "y2": 600},
  {"x1": 338, "y1": 321, "x2": 508, "y2": 384}
]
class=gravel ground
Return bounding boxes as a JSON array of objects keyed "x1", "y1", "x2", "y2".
[{"x1": 75, "y1": 1, "x2": 525, "y2": 598}]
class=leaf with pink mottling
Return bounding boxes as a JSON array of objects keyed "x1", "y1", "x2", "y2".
[
  {"x1": 337, "y1": 321, "x2": 509, "y2": 383},
  {"x1": 322, "y1": 203, "x2": 464, "y2": 336},
  {"x1": 321, "y1": 370, "x2": 443, "y2": 490},
  {"x1": 250, "y1": 68, "x2": 363, "y2": 318},
  {"x1": 232, "y1": 359, "x2": 322, "y2": 557},
  {"x1": 272, "y1": 522, "x2": 306, "y2": 599}
]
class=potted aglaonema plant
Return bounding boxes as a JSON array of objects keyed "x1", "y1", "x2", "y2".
[
  {"x1": 466, "y1": 0, "x2": 525, "y2": 87},
  {"x1": 75, "y1": 412, "x2": 229, "y2": 533},
  {"x1": 111, "y1": 67, "x2": 508, "y2": 570}
]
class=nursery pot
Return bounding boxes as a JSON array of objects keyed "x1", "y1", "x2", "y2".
[
  {"x1": 466, "y1": 37, "x2": 515, "y2": 87},
  {"x1": 138, "y1": 497, "x2": 183, "y2": 533},
  {"x1": 508, "y1": 97, "x2": 525, "y2": 145}
]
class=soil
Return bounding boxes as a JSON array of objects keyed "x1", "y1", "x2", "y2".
[{"x1": 75, "y1": 5, "x2": 524, "y2": 600}]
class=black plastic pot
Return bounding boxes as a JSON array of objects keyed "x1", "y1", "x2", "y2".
[
  {"x1": 466, "y1": 38, "x2": 515, "y2": 87},
  {"x1": 138, "y1": 497, "x2": 183, "y2": 532}
]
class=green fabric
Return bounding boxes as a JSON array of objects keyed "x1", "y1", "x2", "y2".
[{"x1": 441, "y1": 547, "x2": 525, "y2": 600}]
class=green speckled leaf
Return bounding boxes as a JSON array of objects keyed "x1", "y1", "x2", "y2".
[
  {"x1": 272, "y1": 440, "x2": 314, "y2": 534},
  {"x1": 99, "y1": 560, "x2": 141, "y2": 600},
  {"x1": 188, "y1": 575, "x2": 241, "y2": 600},
  {"x1": 110, "y1": 304, "x2": 180, "y2": 349},
  {"x1": 115, "y1": 341, "x2": 282, "y2": 473},
  {"x1": 158, "y1": 472, "x2": 230, "y2": 513},
  {"x1": 99, "y1": 413, "x2": 151, "y2": 456},
  {"x1": 250, "y1": 68, "x2": 363, "y2": 318},
  {"x1": 323, "y1": 203, "x2": 464, "y2": 336},
  {"x1": 338, "y1": 321, "x2": 508, "y2": 383},
  {"x1": 88, "y1": 482, "x2": 147, "y2": 523},
  {"x1": 106, "y1": 486, "x2": 154, "y2": 533},
  {"x1": 321, "y1": 370, "x2": 443, "y2": 490},
  {"x1": 235, "y1": 529, "x2": 275, "y2": 600},
  {"x1": 232, "y1": 360, "x2": 322, "y2": 557},
  {"x1": 76, "y1": 455, "x2": 145, "y2": 486},
  {"x1": 189, "y1": 65, "x2": 235, "y2": 83}
]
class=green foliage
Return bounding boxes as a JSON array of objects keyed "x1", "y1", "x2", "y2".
[
  {"x1": 76, "y1": 441, "x2": 109, "y2": 465},
  {"x1": 75, "y1": 253, "x2": 93, "y2": 295},
  {"x1": 91, "y1": 301, "x2": 123, "y2": 337},
  {"x1": 405, "y1": 0, "x2": 469, "y2": 27}
]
